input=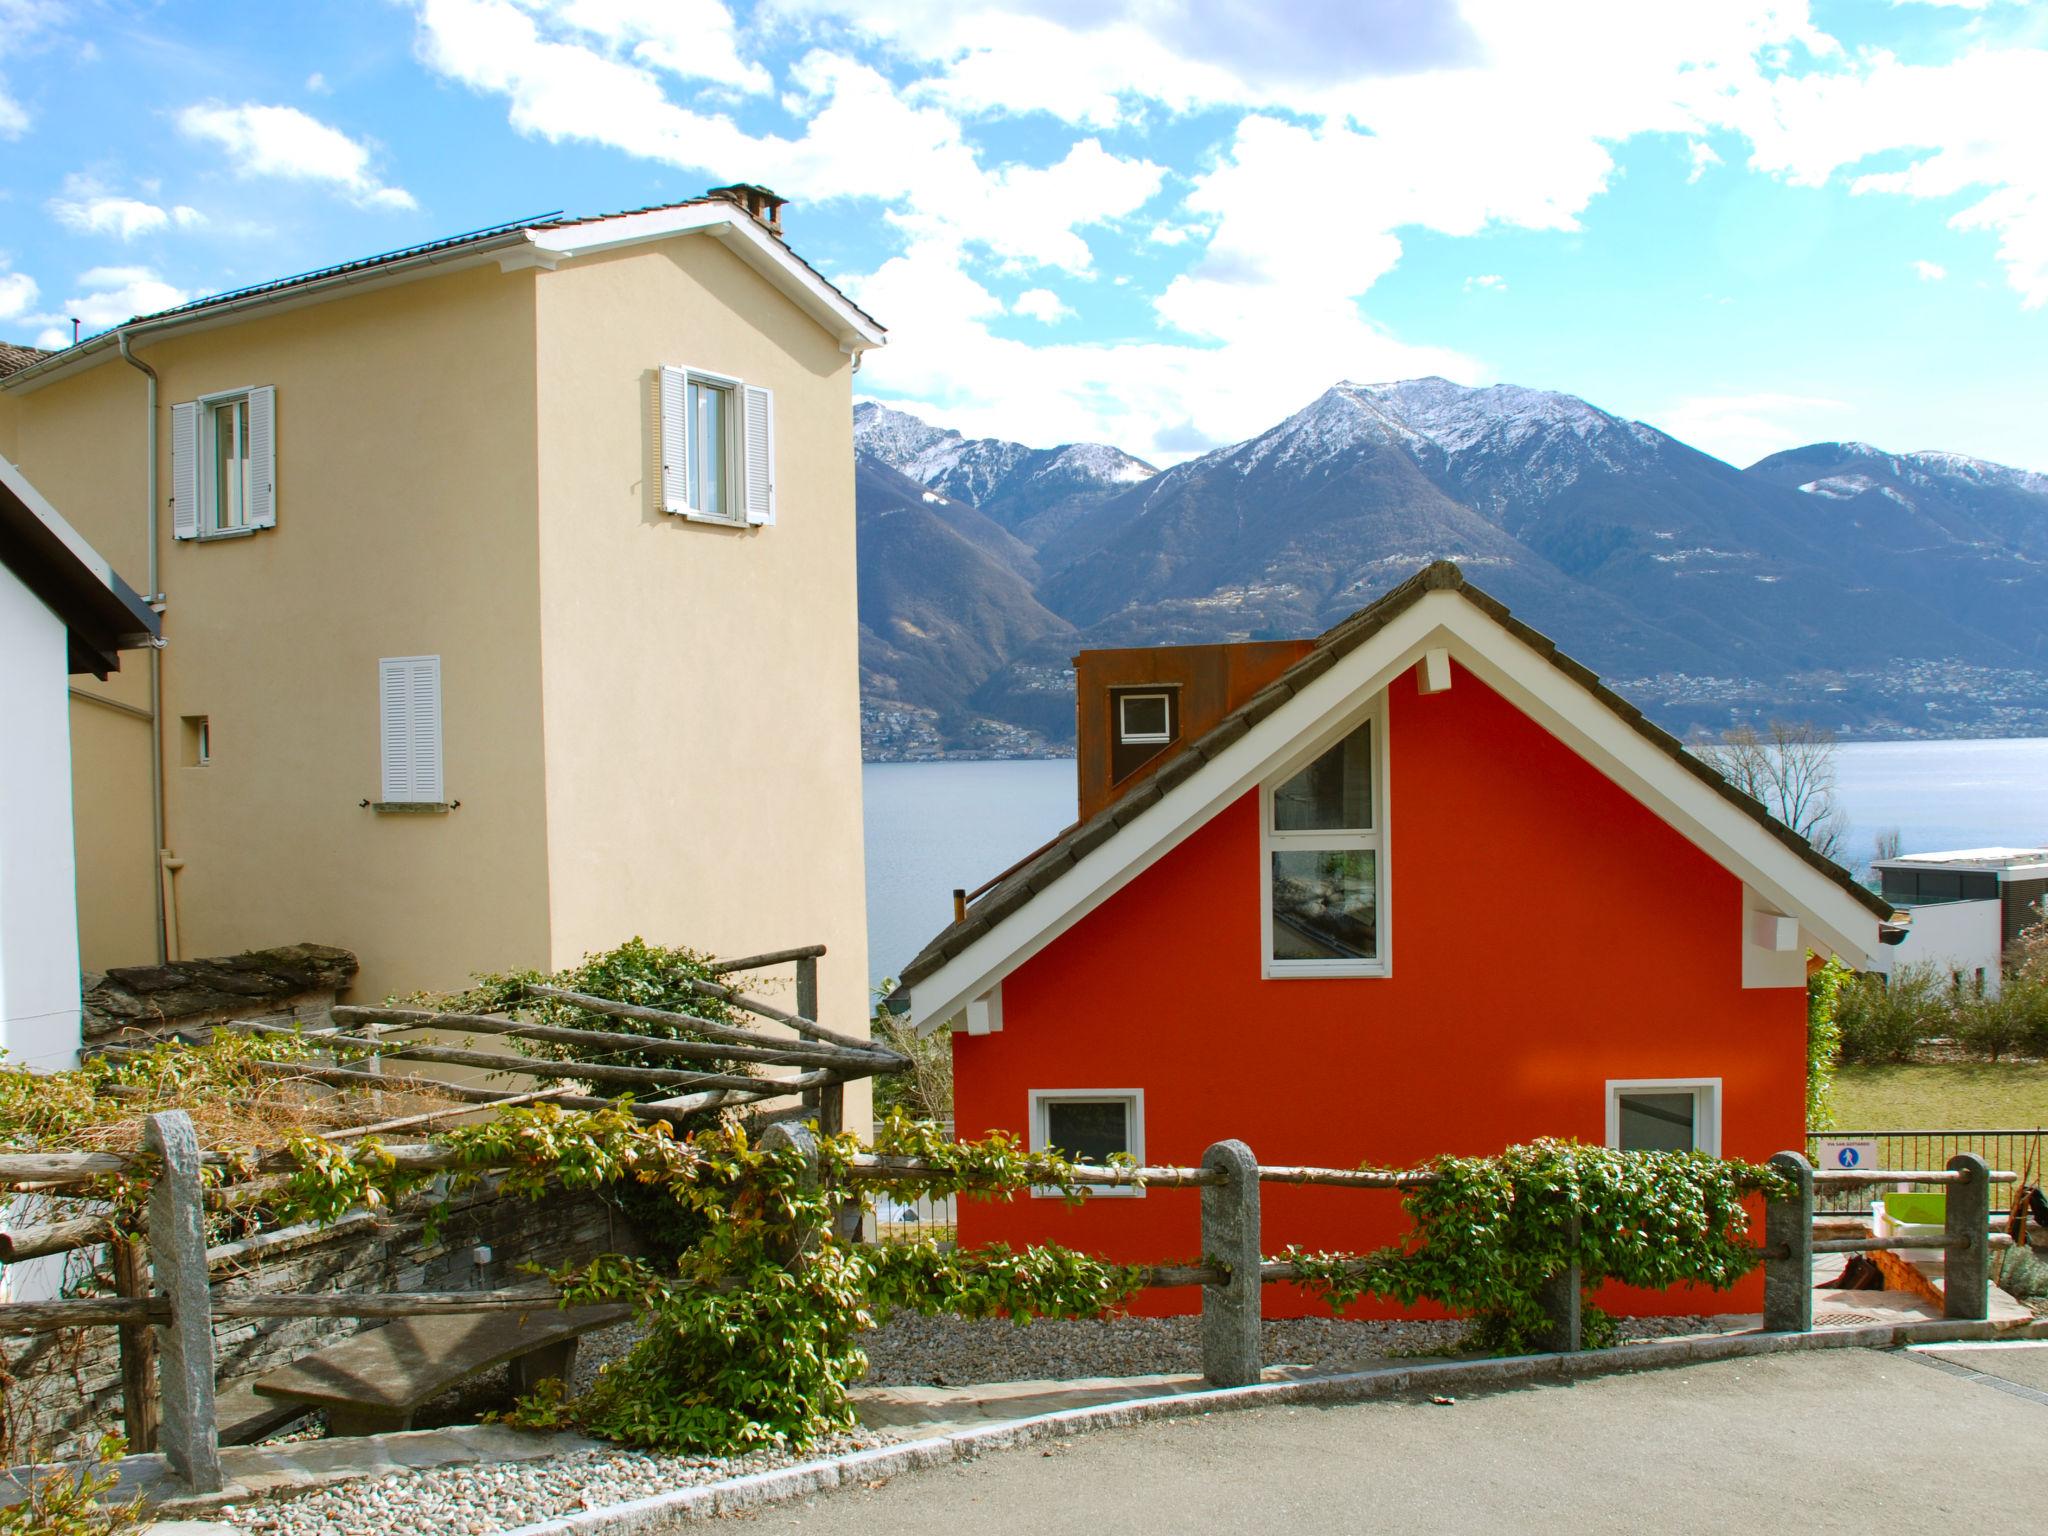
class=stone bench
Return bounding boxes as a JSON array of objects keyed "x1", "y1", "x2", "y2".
[{"x1": 250, "y1": 1301, "x2": 630, "y2": 1437}]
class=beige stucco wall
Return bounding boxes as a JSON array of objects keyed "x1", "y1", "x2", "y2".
[
  {"x1": 3, "y1": 265, "x2": 555, "y2": 1000},
  {"x1": 532, "y1": 236, "x2": 873, "y2": 1119}
]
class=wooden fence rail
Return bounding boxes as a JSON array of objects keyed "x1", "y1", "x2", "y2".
[{"x1": 0, "y1": 1118, "x2": 2010, "y2": 1496}]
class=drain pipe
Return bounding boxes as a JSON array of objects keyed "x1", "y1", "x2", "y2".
[{"x1": 117, "y1": 328, "x2": 168, "y2": 965}]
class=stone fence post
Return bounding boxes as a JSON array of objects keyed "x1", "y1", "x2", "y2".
[
  {"x1": 1200, "y1": 1139, "x2": 1260, "y2": 1388},
  {"x1": 1764, "y1": 1151, "x2": 1814, "y2": 1334},
  {"x1": 144, "y1": 1110, "x2": 221, "y2": 1493},
  {"x1": 1944, "y1": 1153, "x2": 1990, "y2": 1322}
]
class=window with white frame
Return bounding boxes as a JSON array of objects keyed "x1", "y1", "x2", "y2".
[
  {"x1": 378, "y1": 655, "x2": 444, "y2": 805},
  {"x1": 1028, "y1": 1090, "x2": 1144, "y2": 1197},
  {"x1": 1605, "y1": 1079, "x2": 1720, "y2": 1155},
  {"x1": 1118, "y1": 691, "x2": 1172, "y2": 745},
  {"x1": 171, "y1": 387, "x2": 276, "y2": 540},
  {"x1": 658, "y1": 365, "x2": 775, "y2": 526},
  {"x1": 1262, "y1": 711, "x2": 1384, "y2": 975}
]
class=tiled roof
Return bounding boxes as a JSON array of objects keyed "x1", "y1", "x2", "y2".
[
  {"x1": 0, "y1": 342, "x2": 51, "y2": 377},
  {"x1": 8, "y1": 194, "x2": 880, "y2": 367},
  {"x1": 894, "y1": 560, "x2": 1898, "y2": 994}
]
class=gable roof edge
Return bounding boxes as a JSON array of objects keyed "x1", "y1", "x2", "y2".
[{"x1": 899, "y1": 572, "x2": 1892, "y2": 1032}]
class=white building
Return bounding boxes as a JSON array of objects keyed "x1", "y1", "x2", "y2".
[
  {"x1": 0, "y1": 455, "x2": 160, "y2": 1070},
  {"x1": 1870, "y1": 847, "x2": 2048, "y2": 996}
]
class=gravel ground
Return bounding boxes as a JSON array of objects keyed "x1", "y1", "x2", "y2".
[
  {"x1": 228, "y1": 1435, "x2": 882, "y2": 1536},
  {"x1": 236, "y1": 1311, "x2": 1723, "y2": 1531},
  {"x1": 858, "y1": 1311, "x2": 1720, "y2": 1385}
]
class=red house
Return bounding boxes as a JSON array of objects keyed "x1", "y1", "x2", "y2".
[{"x1": 890, "y1": 563, "x2": 1901, "y2": 1318}]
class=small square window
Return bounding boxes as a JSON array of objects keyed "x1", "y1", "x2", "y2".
[
  {"x1": 1029, "y1": 1089, "x2": 1144, "y2": 1197},
  {"x1": 1606, "y1": 1079, "x2": 1719, "y2": 1155},
  {"x1": 1118, "y1": 692, "x2": 1172, "y2": 745},
  {"x1": 180, "y1": 715, "x2": 210, "y2": 767}
]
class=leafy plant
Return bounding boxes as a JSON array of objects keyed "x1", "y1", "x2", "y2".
[
  {"x1": 869, "y1": 982, "x2": 952, "y2": 1124},
  {"x1": 0, "y1": 1435, "x2": 142, "y2": 1535},
  {"x1": 1806, "y1": 955, "x2": 1852, "y2": 1129},
  {"x1": 418, "y1": 937, "x2": 756, "y2": 1081},
  {"x1": 1835, "y1": 963, "x2": 1948, "y2": 1064},
  {"x1": 1282, "y1": 1141, "x2": 1782, "y2": 1354}
]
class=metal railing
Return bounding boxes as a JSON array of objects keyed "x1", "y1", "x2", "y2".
[{"x1": 1806, "y1": 1129, "x2": 2043, "y2": 1212}]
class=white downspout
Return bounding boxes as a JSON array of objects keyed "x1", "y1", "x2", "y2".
[{"x1": 117, "y1": 329, "x2": 167, "y2": 965}]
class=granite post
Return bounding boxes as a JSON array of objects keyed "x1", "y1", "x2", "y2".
[
  {"x1": 1764, "y1": 1151, "x2": 1814, "y2": 1334},
  {"x1": 1200, "y1": 1139, "x2": 1261, "y2": 1388},
  {"x1": 144, "y1": 1110, "x2": 221, "y2": 1492}
]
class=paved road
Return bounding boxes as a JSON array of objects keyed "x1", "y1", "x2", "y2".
[{"x1": 735, "y1": 1345, "x2": 2048, "y2": 1535}]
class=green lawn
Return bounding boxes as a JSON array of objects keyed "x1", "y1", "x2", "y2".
[{"x1": 1830, "y1": 1062, "x2": 2048, "y2": 1130}]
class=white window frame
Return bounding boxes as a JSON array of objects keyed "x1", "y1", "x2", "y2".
[
  {"x1": 1604, "y1": 1078, "x2": 1722, "y2": 1156},
  {"x1": 1259, "y1": 694, "x2": 1390, "y2": 980},
  {"x1": 197, "y1": 386, "x2": 257, "y2": 539},
  {"x1": 1028, "y1": 1088, "x2": 1145, "y2": 1199},
  {"x1": 1117, "y1": 691, "x2": 1173, "y2": 745},
  {"x1": 674, "y1": 366, "x2": 743, "y2": 526}
]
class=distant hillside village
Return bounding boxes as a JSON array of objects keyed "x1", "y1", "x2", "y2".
[{"x1": 853, "y1": 391, "x2": 2048, "y2": 761}]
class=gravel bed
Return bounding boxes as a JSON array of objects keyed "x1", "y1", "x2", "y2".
[
  {"x1": 229, "y1": 1434, "x2": 882, "y2": 1536},
  {"x1": 857, "y1": 1310, "x2": 1723, "y2": 1385}
]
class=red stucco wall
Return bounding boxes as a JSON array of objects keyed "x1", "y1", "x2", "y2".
[{"x1": 951, "y1": 662, "x2": 1805, "y2": 1318}]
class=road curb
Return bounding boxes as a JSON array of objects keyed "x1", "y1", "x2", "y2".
[{"x1": 490, "y1": 1314, "x2": 2048, "y2": 1534}]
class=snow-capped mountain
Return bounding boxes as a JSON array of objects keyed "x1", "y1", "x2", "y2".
[{"x1": 858, "y1": 381, "x2": 2048, "y2": 758}]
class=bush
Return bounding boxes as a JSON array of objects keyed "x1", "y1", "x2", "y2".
[
  {"x1": 1806, "y1": 957, "x2": 1851, "y2": 1129},
  {"x1": 1954, "y1": 991, "x2": 2032, "y2": 1062},
  {"x1": 870, "y1": 980, "x2": 952, "y2": 1124},
  {"x1": 1835, "y1": 963, "x2": 1949, "y2": 1064}
]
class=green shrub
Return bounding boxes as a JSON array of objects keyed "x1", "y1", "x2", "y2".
[
  {"x1": 1836, "y1": 964, "x2": 1949, "y2": 1063},
  {"x1": 0, "y1": 1436, "x2": 141, "y2": 1535},
  {"x1": 1806, "y1": 956, "x2": 1851, "y2": 1129},
  {"x1": 1954, "y1": 991, "x2": 2032, "y2": 1062},
  {"x1": 870, "y1": 981, "x2": 952, "y2": 1124}
]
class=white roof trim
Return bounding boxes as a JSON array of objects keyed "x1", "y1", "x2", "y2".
[
  {"x1": 905, "y1": 588, "x2": 1886, "y2": 1033},
  {"x1": 4, "y1": 205, "x2": 883, "y2": 394},
  {"x1": 522, "y1": 205, "x2": 887, "y2": 349}
]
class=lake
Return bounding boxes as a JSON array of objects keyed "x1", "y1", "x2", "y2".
[{"x1": 862, "y1": 739, "x2": 2048, "y2": 985}]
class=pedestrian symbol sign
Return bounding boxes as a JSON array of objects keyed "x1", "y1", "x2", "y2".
[{"x1": 1816, "y1": 1139, "x2": 1878, "y2": 1171}]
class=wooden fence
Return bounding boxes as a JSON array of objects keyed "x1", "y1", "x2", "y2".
[{"x1": 0, "y1": 1119, "x2": 2017, "y2": 1496}]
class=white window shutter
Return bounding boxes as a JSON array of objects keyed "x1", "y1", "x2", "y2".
[
  {"x1": 379, "y1": 655, "x2": 444, "y2": 804},
  {"x1": 658, "y1": 365, "x2": 689, "y2": 514},
  {"x1": 171, "y1": 401, "x2": 200, "y2": 540},
  {"x1": 246, "y1": 386, "x2": 277, "y2": 528},
  {"x1": 742, "y1": 383, "x2": 775, "y2": 526}
]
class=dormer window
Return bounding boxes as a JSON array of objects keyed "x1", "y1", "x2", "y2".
[
  {"x1": 1261, "y1": 705, "x2": 1386, "y2": 977},
  {"x1": 1118, "y1": 691, "x2": 1172, "y2": 745}
]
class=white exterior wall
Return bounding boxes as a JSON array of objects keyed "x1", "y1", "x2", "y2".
[
  {"x1": 0, "y1": 558, "x2": 84, "y2": 1070},
  {"x1": 1873, "y1": 898, "x2": 2005, "y2": 996}
]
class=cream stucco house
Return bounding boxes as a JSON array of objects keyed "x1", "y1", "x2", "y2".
[{"x1": 0, "y1": 187, "x2": 884, "y2": 1083}]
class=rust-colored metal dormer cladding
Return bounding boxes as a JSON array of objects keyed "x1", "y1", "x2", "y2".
[
  {"x1": 1075, "y1": 639, "x2": 1315, "y2": 821},
  {"x1": 706, "y1": 184, "x2": 788, "y2": 236}
]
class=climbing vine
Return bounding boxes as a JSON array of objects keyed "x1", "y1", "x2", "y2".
[
  {"x1": 1806, "y1": 954, "x2": 1852, "y2": 1131},
  {"x1": 1281, "y1": 1140, "x2": 1785, "y2": 1353}
]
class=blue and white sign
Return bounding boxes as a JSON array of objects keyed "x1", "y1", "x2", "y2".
[{"x1": 1816, "y1": 1139, "x2": 1879, "y2": 1171}]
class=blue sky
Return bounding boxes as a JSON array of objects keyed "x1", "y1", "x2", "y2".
[{"x1": 1, "y1": 0, "x2": 2043, "y2": 469}]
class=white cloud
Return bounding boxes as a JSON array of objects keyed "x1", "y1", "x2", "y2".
[
  {"x1": 1652, "y1": 392, "x2": 1847, "y2": 468},
  {"x1": 1011, "y1": 287, "x2": 1072, "y2": 323},
  {"x1": 177, "y1": 102, "x2": 417, "y2": 210},
  {"x1": 847, "y1": 231, "x2": 1480, "y2": 463},
  {"x1": 0, "y1": 263, "x2": 37, "y2": 323},
  {"x1": 19, "y1": 264, "x2": 198, "y2": 348},
  {"x1": 1687, "y1": 138, "x2": 1722, "y2": 182},
  {"x1": 305, "y1": 71, "x2": 330, "y2": 94},
  {"x1": 410, "y1": 0, "x2": 1163, "y2": 274},
  {"x1": 1727, "y1": 45, "x2": 2048, "y2": 305},
  {"x1": 1464, "y1": 273, "x2": 1506, "y2": 292},
  {"x1": 47, "y1": 175, "x2": 205, "y2": 240},
  {"x1": 1912, "y1": 258, "x2": 1948, "y2": 281},
  {"x1": 0, "y1": 84, "x2": 23, "y2": 137},
  {"x1": 549, "y1": 0, "x2": 771, "y2": 94}
]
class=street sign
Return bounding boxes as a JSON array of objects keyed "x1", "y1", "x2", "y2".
[{"x1": 1816, "y1": 1139, "x2": 1879, "y2": 1171}]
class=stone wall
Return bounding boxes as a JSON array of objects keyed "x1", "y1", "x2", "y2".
[{"x1": 1, "y1": 1184, "x2": 635, "y2": 1460}]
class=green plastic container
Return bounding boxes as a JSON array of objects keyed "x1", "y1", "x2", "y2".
[{"x1": 1882, "y1": 1191, "x2": 1947, "y2": 1225}]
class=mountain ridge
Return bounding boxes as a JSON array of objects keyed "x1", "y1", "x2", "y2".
[{"x1": 854, "y1": 382, "x2": 2048, "y2": 760}]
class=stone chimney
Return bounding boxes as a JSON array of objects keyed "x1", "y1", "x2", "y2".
[{"x1": 706, "y1": 183, "x2": 788, "y2": 237}]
